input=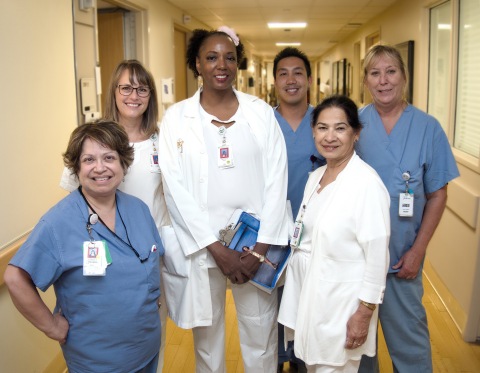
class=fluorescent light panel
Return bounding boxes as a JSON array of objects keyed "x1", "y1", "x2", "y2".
[
  {"x1": 276, "y1": 42, "x2": 301, "y2": 46},
  {"x1": 268, "y1": 22, "x2": 307, "y2": 29}
]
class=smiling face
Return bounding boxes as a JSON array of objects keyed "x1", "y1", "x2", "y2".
[
  {"x1": 275, "y1": 56, "x2": 311, "y2": 107},
  {"x1": 364, "y1": 54, "x2": 406, "y2": 109},
  {"x1": 312, "y1": 107, "x2": 359, "y2": 167},
  {"x1": 195, "y1": 34, "x2": 238, "y2": 92},
  {"x1": 77, "y1": 138, "x2": 124, "y2": 200},
  {"x1": 115, "y1": 69, "x2": 150, "y2": 124}
]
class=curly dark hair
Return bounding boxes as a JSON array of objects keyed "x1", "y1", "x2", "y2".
[{"x1": 186, "y1": 29, "x2": 245, "y2": 78}]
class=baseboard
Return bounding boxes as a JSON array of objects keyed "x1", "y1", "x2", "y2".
[{"x1": 423, "y1": 258, "x2": 467, "y2": 337}]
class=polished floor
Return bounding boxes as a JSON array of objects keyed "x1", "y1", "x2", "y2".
[{"x1": 162, "y1": 278, "x2": 480, "y2": 373}]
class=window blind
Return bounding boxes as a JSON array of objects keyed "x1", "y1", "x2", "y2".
[{"x1": 454, "y1": 0, "x2": 480, "y2": 158}]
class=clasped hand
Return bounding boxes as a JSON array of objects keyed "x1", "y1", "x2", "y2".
[{"x1": 207, "y1": 241, "x2": 265, "y2": 284}]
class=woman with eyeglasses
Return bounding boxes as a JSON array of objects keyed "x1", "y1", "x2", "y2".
[
  {"x1": 5, "y1": 121, "x2": 164, "y2": 373},
  {"x1": 60, "y1": 60, "x2": 170, "y2": 372}
]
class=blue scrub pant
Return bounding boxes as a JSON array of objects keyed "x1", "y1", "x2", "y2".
[
  {"x1": 358, "y1": 273, "x2": 432, "y2": 373},
  {"x1": 136, "y1": 353, "x2": 159, "y2": 373}
]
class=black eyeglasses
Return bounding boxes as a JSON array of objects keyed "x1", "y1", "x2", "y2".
[{"x1": 117, "y1": 84, "x2": 151, "y2": 98}]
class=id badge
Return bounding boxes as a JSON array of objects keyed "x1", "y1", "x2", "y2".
[
  {"x1": 217, "y1": 143, "x2": 234, "y2": 168},
  {"x1": 149, "y1": 152, "x2": 161, "y2": 173},
  {"x1": 83, "y1": 241, "x2": 107, "y2": 276},
  {"x1": 399, "y1": 193, "x2": 414, "y2": 217},
  {"x1": 290, "y1": 220, "x2": 304, "y2": 248}
]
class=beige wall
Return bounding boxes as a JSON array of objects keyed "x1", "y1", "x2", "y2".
[
  {"x1": 0, "y1": 1, "x2": 76, "y2": 369},
  {"x1": 313, "y1": 0, "x2": 480, "y2": 341}
]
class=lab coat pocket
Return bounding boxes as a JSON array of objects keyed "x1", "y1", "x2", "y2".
[{"x1": 160, "y1": 225, "x2": 190, "y2": 277}]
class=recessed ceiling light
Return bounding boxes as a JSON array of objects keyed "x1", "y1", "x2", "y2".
[
  {"x1": 276, "y1": 42, "x2": 301, "y2": 46},
  {"x1": 268, "y1": 22, "x2": 307, "y2": 29}
]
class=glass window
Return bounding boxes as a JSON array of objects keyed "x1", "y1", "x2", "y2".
[
  {"x1": 428, "y1": 2, "x2": 452, "y2": 134},
  {"x1": 454, "y1": 0, "x2": 480, "y2": 157}
]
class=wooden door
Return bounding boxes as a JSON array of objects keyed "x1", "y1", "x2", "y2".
[
  {"x1": 174, "y1": 28, "x2": 188, "y2": 102},
  {"x1": 98, "y1": 12, "x2": 124, "y2": 112}
]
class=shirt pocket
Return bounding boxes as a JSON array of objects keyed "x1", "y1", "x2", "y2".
[{"x1": 145, "y1": 248, "x2": 161, "y2": 293}]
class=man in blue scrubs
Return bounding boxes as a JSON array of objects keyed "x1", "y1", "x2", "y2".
[{"x1": 273, "y1": 47, "x2": 324, "y2": 373}]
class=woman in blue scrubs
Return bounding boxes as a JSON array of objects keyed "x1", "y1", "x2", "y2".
[
  {"x1": 4, "y1": 121, "x2": 164, "y2": 373},
  {"x1": 356, "y1": 44, "x2": 459, "y2": 373}
]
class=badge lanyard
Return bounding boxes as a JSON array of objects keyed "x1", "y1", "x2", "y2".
[
  {"x1": 290, "y1": 177, "x2": 322, "y2": 248},
  {"x1": 149, "y1": 133, "x2": 161, "y2": 173},
  {"x1": 83, "y1": 212, "x2": 108, "y2": 276},
  {"x1": 217, "y1": 125, "x2": 235, "y2": 168},
  {"x1": 78, "y1": 186, "x2": 150, "y2": 263}
]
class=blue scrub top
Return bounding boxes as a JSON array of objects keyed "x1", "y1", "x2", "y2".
[
  {"x1": 275, "y1": 105, "x2": 325, "y2": 219},
  {"x1": 356, "y1": 104, "x2": 459, "y2": 272},
  {"x1": 11, "y1": 189, "x2": 164, "y2": 373}
]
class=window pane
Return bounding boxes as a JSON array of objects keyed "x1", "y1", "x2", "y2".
[
  {"x1": 428, "y1": 2, "x2": 452, "y2": 133},
  {"x1": 454, "y1": 0, "x2": 480, "y2": 157}
]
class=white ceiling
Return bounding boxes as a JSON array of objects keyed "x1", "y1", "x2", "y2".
[{"x1": 166, "y1": 0, "x2": 399, "y2": 58}]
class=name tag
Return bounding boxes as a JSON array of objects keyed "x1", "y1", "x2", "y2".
[
  {"x1": 217, "y1": 143, "x2": 235, "y2": 168},
  {"x1": 150, "y1": 152, "x2": 161, "y2": 173},
  {"x1": 83, "y1": 241, "x2": 108, "y2": 276},
  {"x1": 399, "y1": 193, "x2": 414, "y2": 217},
  {"x1": 290, "y1": 220, "x2": 304, "y2": 248}
]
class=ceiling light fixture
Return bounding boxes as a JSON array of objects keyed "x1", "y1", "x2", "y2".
[
  {"x1": 268, "y1": 22, "x2": 307, "y2": 29},
  {"x1": 276, "y1": 42, "x2": 301, "y2": 46}
]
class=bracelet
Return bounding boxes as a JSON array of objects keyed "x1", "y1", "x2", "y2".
[
  {"x1": 247, "y1": 250, "x2": 265, "y2": 263},
  {"x1": 241, "y1": 246, "x2": 278, "y2": 269},
  {"x1": 360, "y1": 300, "x2": 377, "y2": 311}
]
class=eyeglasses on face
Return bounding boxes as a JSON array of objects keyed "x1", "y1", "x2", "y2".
[{"x1": 117, "y1": 84, "x2": 151, "y2": 98}]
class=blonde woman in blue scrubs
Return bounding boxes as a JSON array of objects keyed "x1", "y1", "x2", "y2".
[{"x1": 357, "y1": 44, "x2": 459, "y2": 373}]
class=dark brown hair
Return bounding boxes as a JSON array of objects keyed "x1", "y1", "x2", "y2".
[{"x1": 63, "y1": 120, "x2": 134, "y2": 176}]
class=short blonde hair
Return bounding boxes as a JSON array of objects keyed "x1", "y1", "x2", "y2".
[{"x1": 363, "y1": 44, "x2": 408, "y2": 99}]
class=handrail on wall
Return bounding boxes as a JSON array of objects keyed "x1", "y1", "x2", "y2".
[{"x1": 0, "y1": 236, "x2": 28, "y2": 287}]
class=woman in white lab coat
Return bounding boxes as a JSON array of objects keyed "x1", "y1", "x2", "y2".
[{"x1": 159, "y1": 27, "x2": 290, "y2": 373}]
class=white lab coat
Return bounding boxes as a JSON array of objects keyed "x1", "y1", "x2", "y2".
[
  {"x1": 158, "y1": 88, "x2": 290, "y2": 329},
  {"x1": 289, "y1": 154, "x2": 390, "y2": 365}
]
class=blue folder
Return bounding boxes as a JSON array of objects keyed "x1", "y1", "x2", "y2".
[{"x1": 226, "y1": 211, "x2": 291, "y2": 293}]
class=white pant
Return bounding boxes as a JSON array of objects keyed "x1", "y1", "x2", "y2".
[
  {"x1": 192, "y1": 267, "x2": 278, "y2": 373},
  {"x1": 306, "y1": 359, "x2": 360, "y2": 373}
]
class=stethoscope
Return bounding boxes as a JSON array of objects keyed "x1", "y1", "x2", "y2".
[{"x1": 78, "y1": 186, "x2": 150, "y2": 263}]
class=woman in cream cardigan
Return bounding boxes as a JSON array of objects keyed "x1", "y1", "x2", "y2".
[{"x1": 279, "y1": 95, "x2": 390, "y2": 373}]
